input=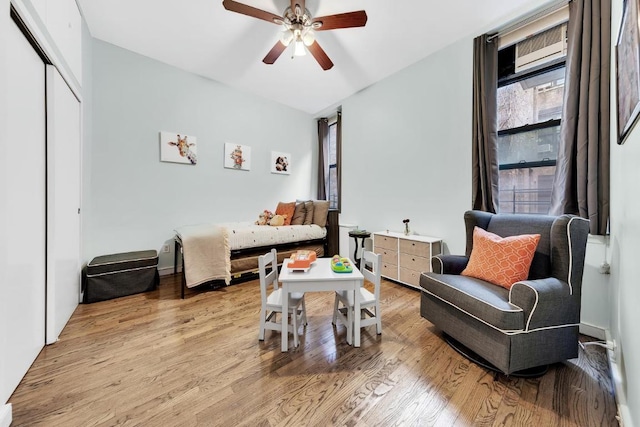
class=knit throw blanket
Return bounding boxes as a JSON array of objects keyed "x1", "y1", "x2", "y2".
[{"x1": 175, "y1": 224, "x2": 231, "y2": 288}]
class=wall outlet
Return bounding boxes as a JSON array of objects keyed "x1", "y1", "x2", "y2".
[
  {"x1": 162, "y1": 244, "x2": 170, "y2": 253},
  {"x1": 599, "y1": 262, "x2": 610, "y2": 274}
]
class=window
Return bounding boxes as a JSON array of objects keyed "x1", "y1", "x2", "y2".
[
  {"x1": 497, "y1": 28, "x2": 566, "y2": 214},
  {"x1": 327, "y1": 119, "x2": 339, "y2": 210}
]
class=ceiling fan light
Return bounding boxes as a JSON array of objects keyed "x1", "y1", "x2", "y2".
[
  {"x1": 302, "y1": 31, "x2": 315, "y2": 46},
  {"x1": 280, "y1": 30, "x2": 294, "y2": 46},
  {"x1": 294, "y1": 39, "x2": 306, "y2": 56}
]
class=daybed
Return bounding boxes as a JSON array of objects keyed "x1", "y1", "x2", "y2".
[
  {"x1": 174, "y1": 201, "x2": 338, "y2": 297},
  {"x1": 420, "y1": 210, "x2": 590, "y2": 375}
]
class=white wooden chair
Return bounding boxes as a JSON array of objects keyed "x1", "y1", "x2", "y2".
[
  {"x1": 332, "y1": 251, "x2": 382, "y2": 342},
  {"x1": 258, "y1": 249, "x2": 307, "y2": 347}
]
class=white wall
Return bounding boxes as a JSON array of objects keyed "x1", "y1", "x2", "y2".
[
  {"x1": 0, "y1": 0, "x2": 12, "y2": 424},
  {"x1": 609, "y1": 0, "x2": 639, "y2": 424},
  {"x1": 89, "y1": 40, "x2": 315, "y2": 270}
]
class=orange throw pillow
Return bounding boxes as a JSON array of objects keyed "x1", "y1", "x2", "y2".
[
  {"x1": 275, "y1": 201, "x2": 296, "y2": 226},
  {"x1": 461, "y1": 227, "x2": 540, "y2": 289}
]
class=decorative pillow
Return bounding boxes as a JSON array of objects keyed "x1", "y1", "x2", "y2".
[
  {"x1": 461, "y1": 227, "x2": 540, "y2": 289},
  {"x1": 312, "y1": 200, "x2": 330, "y2": 227},
  {"x1": 275, "y1": 201, "x2": 296, "y2": 226},
  {"x1": 303, "y1": 201, "x2": 315, "y2": 225},
  {"x1": 291, "y1": 202, "x2": 306, "y2": 225}
]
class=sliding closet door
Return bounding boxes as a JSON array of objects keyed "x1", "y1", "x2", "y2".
[
  {"x1": 46, "y1": 65, "x2": 81, "y2": 344},
  {"x1": 2, "y1": 19, "x2": 46, "y2": 402}
]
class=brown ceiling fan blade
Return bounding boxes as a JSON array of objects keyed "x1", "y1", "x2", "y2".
[
  {"x1": 307, "y1": 41, "x2": 333, "y2": 70},
  {"x1": 222, "y1": 0, "x2": 282, "y2": 24},
  {"x1": 262, "y1": 41, "x2": 287, "y2": 65},
  {"x1": 312, "y1": 11, "x2": 368, "y2": 31}
]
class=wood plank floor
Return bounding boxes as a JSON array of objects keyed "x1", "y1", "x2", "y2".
[{"x1": 9, "y1": 274, "x2": 619, "y2": 426}]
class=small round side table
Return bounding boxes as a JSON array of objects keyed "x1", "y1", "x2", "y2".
[{"x1": 348, "y1": 230, "x2": 371, "y2": 270}]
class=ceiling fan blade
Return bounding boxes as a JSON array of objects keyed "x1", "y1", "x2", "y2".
[
  {"x1": 263, "y1": 41, "x2": 288, "y2": 65},
  {"x1": 312, "y1": 11, "x2": 368, "y2": 31},
  {"x1": 222, "y1": 0, "x2": 282, "y2": 24},
  {"x1": 307, "y1": 41, "x2": 334, "y2": 70}
]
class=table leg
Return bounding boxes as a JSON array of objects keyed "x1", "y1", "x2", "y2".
[
  {"x1": 281, "y1": 282, "x2": 289, "y2": 352},
  {"x1": 354, "y1": 279, "x2": 361, "y2": 347}
]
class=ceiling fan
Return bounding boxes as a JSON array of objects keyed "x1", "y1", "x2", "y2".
[{"x1": 222, "y1": 0, "x2": 367, "y2": 70}]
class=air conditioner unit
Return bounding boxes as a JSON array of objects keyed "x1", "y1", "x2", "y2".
[{"x1": 515, "y1": 23, "x2": 567, "y2": 73}]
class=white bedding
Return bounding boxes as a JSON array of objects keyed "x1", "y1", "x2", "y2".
[{"x1": 219, "y1": 222, "x2": 327, "y2": 251}]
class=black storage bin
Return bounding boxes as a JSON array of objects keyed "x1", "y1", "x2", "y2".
[{"x1": 83, "y1": 250, "x2": 159, "y2": 303}]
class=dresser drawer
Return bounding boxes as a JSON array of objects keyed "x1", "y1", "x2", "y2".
[
  {"x1": 374, "y1": 234, "x2": 398, "y2": 251},
  {"x1": 399, "y1": 253, "x2": 430, "y2": 272},
  {"x1": 399, "y1": 239, "x2": 431, "y2": 258},
  {"x1": 399, "y1": 268, "x2": 422, "y2": 288},
  {"x1": 376, "y1": 247, "x2": 398, "y2": 265},
  {"x1": 381, "y1": 262, "x2": 398, "y2": 279}
]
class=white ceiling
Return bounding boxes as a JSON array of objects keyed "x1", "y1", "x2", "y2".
[{"x1": 77, "y1": 0, "x2": 544, "y2": 115}]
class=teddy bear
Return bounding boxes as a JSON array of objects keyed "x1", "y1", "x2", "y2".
[
  {"x1": 269, "y1": 214, "x2": 286, "y2": 226},
  {"x1": 255, "y1": 209, "x2": 274, "y2": 225}
]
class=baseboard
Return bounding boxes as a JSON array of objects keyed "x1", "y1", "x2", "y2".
[
  {"x1": 579, "y1": 322, "x2": 606, "y2": 340},
  {"x1": 605, "y1": 330, "x2": 633, "y2": 427},
  {"x1": 158, "y1": 266, "x2": 181, "y2": 277},
  {"x1": 0, "y1": 404, "x2": 12, "y2": 427}
]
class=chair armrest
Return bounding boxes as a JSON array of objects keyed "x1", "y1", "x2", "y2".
[
  {"x1": 431, "y1": 255, "x2": 469, "y2": 275},
  {"x1": 509, "y1": 278, "x2": 579, "y2": 331}
]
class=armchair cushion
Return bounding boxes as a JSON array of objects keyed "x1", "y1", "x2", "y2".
[
  {"x1": 421, "y1": 273, "x2": 524, "y2": 332},
  {"x1": 461, "y1": 227, "x2": 540, "y2": 289},
  {"x1": 432, "y1": 255, "x2": 469, "y2": 275},
  {"x1": 510, "y1": 278, "x2": 579, "y2": 331}
]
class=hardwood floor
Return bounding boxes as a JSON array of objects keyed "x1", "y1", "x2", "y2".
[{"x1": 9, "y1": 274, "x2": 618, "y2": 426}]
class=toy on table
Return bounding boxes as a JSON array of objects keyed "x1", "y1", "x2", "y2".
[
  {"x1": 287, "y1": 250, "x2": 317, "y2": 271},
  {"x1": 331, "y1": 255, "x2": 353, "y2": 273}
]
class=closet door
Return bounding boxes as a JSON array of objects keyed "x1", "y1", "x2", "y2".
[
  {"x1": 1, "y1": 19, "x2": 46, "y2": 403},
  {"x1": 46, "y1": 65, "x2": 81, "y2": 344}
]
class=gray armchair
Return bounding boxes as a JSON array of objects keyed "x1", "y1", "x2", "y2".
[{"x1": 420, "y1": 210, "x2": 590, "y2": 375}]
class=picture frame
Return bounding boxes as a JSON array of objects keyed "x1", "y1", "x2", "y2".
[
  {"x1": 270, "y1": 151, "x2": 291, "y2": 175},
  {"x1": 224, "y1": 142, "x2": 251, "y2": 171},
  {"x1": 616, "y1": 0, "x2": 640, "y2": 144},
  {"x1": 160, "y1": 131, "x2": 197, "y2": 164}
]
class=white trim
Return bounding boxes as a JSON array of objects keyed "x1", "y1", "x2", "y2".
[
  {"x1": 0, "y1": 404, "x2": 12, "y2": 427},
  {"x1": 605, "y1": 330, "x2": 633, "y2": 427},
  {"x1": 85, "y1": 265, "x2": 156, "y2": 277},
  {"x1": 579, "y1": 322, "x2": 606, "y2": 340},
  {"x1": 158, "y1": 266, "x2": 181, "y2": 276},
  {"x1": 433, "y1": 255, "x2": 444, "y2": 273}
]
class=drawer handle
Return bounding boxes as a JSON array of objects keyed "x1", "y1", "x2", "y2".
[{"x1": 412, "y1": 258, "x2": 415, "y2": 261}]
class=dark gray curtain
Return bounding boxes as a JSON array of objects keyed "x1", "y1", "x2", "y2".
[
  {"x1": 335, "y1": 112, "x2": 342, "y2": 211},
  {"x1": 550, "y1": 0, "x2": 611, "y2": 235},
  {"x1": 471, "y1": 34, "x2": 499, "y2": 213},
  {"x1": 317, "y1": 118, "x2": 329, "y2": 200}
]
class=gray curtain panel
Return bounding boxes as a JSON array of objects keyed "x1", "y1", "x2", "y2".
[
  {"x1": 471, "y1": 34, "x2": 499, "y2": 214},
  {"x1": 550, "y1": 0, "x2": 611, "y2": 235},
  {"x1": 317, "y1": 117, "x2": 329, "y2": 200}
]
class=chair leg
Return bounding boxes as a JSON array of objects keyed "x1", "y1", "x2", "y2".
[
  {"x1": 258, "y1": 308, "x2": 266, "y2": 341},
  {"x1": 302, "y1": 298, "x2": 308, "y2": 326},
  {"x1": 375, "y1": 303, "x2": 382, "y2": 335},
  {"x1": 292, "y1": 306, "x2": 299, "y2": 348},
  {"x1": 332, "y1": 295, "x2": 339, "y2": 325},
  {"x1": 346, "y1": 304, "x2": 353, "y2": 345}
]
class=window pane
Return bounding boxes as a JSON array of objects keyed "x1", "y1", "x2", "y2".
[
  {"x1": 329, "y1": 123, "x2": 337, "y2": 165},
  {"x1": 497, "y1": 66, "x2": 565, "y2": 131},
  {"x1": 328, "y1": 166, "x2": 338, "y2": 209},
  {"x1": 498, "y1": 125, "x2": 560, "y2": 165},
  {"x1": 498, "y1": 167, "x2": 555, "y2": 214}
]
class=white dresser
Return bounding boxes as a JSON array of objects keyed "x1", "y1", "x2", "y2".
[{"x1": 373, "y1": 231, "x2": 443, "y2": 289}]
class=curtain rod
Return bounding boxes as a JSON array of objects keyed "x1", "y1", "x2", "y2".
[{"x1": 487, "y1": 0, "x2": 570, "y2": 42}]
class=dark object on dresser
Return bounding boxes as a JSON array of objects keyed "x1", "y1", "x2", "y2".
[
  {"x1": 420, "y1": 210, "x2": 590, "y2": 375},
  {"x1": 83, "y1": 250, "x2": 159, "y2": 303}
]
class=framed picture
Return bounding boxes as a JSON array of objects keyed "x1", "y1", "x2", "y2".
[
  {"x1": 616, "y1": 0, "x2": 640, "y2": 144},
  {"x1": 160, "y1": 131, "x2": 197, "y2": 164},
  {"x1": 224, "y1": 142, "x2": 251, "y2": 171},
  {"x1": 271, "y1": 151, "x2": 291, "y2": 175}
]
